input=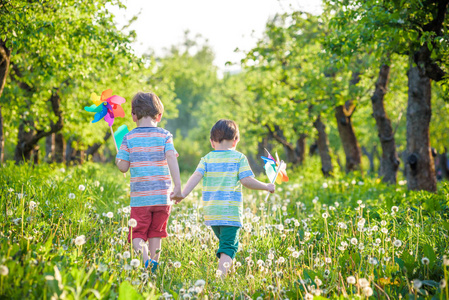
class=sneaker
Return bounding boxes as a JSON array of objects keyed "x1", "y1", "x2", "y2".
[{"x1": 145, "y1": 259, "x2": 159, "y2": 273}]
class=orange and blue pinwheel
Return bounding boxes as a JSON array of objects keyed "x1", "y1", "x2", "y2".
[
  {"x1": 261, "y1": 149, "x2": 289, "y2": 184},
  {"x1": 84, "y1": 89, "x2": 126, "y2": 127}
]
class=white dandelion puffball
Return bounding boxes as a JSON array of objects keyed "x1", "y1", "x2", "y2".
[
  {"x1": 29, "y1": 201, "x2": 37, "y2": 210},
  {"x1": 393, "y1": 240, "x2": 402, "y2": 247},
  {"x1": 122, "y1": 207, "x2": 130, "y2": 214},
  {"x1": 123, "y1": 251, "x2": 131, "y2": 259},
  {"x1": 68, "y1": 193, "x2": 75, "y2": 199},
  {"x1": 347, "y1": 276, "x2": 356, "y2": 284},
  {"x1": 358, "y1": 278, "x2": 369, "y2": 288},
  {"x1": 173, "y1": 261, "x2": 181, "y2": 268},
  {"x1": 128, "y1": 218, "x2": 138, "y2": 228},
  {"x1": 292, "y1": 251, "x2": 300, "y2": 258},
  {"x1": 363, "y1": 287, "x2": 373, "y2": 296},
  {"x1": 278, "y1": 257, "x2": 285, "y2": 263},
  {"x1": 78, "y1": 185, "x2": 86, "y2": 191},
  {"x1": 391, "y1": 206, "x2": 399, "y2": 213},
  {"x1": 74, "y1": 235, "x2": 86, "y2": 246},
  {"x1": 223, "y1": 262, "x2": 230, "y2": 269},
  {"x1": 322, "y1": 212, "x2": 329, "y2": 219},
  {"x1": 268, "y1": 253, "x2": 274, "y2": 260},
  {"x1": 325, "y1": 257, "x2": 332, "y2": 263},
  {"x1": 195, "y1": 279, "x2": 206, "y2": 287},
  {"x1": 421, "y1": 257, "x2": 430, "y2": 265},
  {"x1": 0, "y1": 265, "x2": 9, "y2": 276},
  {"x1": 215, "y1": 269, "x2": 223, "y2": 277},
  {"x1": 305, "y1": 293, "x2": 314, "y2": 300},
  {"x1": 106, "y1": 212, "x2": 113, "y2": 219},
  {"x1": 413, "y1": 279, "x2": 422, "y2": 289},
  {"x1": 130, "y1": 259, "x2": 140, "y2": 268},
  {"x1": 350, "y1": 238, "x2": 358, "y2": 245},
  {"x1": 444, "y1": 255, "x2": 449, "y2": 266},
  {"x1": 98, "y1": 264, "x2": 108, "y2": 272}
]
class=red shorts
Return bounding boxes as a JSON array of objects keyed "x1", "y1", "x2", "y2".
[{"x1": 128, "y1": 205, "x2": 171, "y2": 242}]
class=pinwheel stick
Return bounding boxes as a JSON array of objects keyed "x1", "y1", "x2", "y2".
[
  {"x1": 110, "y1": 126, "x2": 119, "y2": 153},
  {"x1": 264, "y1": 160, "x2": 284, "y2": 202},
  {"x1": 110, "y1": 126, "x2": 126, "y2": 178}
]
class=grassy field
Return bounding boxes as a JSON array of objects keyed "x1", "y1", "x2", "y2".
[{"x1": 1, "y1": 161, "x2": 449, "y2": 299}]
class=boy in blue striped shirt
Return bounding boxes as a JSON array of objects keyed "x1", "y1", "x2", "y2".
[{"x1": 116, "y1": 92, "x2": 183, "y2": 272}]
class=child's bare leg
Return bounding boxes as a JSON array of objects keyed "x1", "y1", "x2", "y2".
[
  {"x1": 218, "y1": 253, "x2": 233, "y2": 277},
  {"x1": 132, "y1": 238, "x2": 149, "y2": 263},
  {"x1": 148, "y1": 237, "x2": 162, "y2": 261}
]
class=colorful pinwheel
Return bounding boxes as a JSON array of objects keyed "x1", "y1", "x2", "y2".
[
  {"x1": 84, "y1": 89, "x2": 126, "y2": 127},
  {"x1": 261, "y1": 149, "x2": 288, "y2": 201},
  {"x1": 84, "y1": 89, "x2": 127, "y2": 154},
  {"x1": 261, "y1": 149, "x2": 289, "y2": 184}
]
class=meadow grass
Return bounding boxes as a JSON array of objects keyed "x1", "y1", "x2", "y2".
[{"x1": 0, "y1": 161, "x2": 449, "y2": 299}]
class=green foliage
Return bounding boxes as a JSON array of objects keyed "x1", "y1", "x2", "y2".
[{"x1": 1, "y1": 162, "x2": 449, "y2": 298}]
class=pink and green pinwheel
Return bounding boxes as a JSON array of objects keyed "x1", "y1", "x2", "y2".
[{"x1": 84, "y1": 89, "x2": 126, "y2": 127}]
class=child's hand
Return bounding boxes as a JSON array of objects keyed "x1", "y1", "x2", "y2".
[
  {"x1": 170, "y1": 187, "x2": 184, "y2": 204},
  {"x1": 266, "y1": 183, "x2": 275, "y2": 193}
]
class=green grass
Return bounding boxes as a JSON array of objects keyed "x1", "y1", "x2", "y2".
[{"x1": 1, "y1": 160, "x2": 449, "y2": 299}]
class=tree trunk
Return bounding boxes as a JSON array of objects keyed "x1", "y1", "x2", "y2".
[
  {"x1": 362, "y1": 146, "x2": 376, "y2": 174},
  {"x1": 248, "y1": 135, "x2": 272, "y2": 175},
  {"x1": 309, "y1": 141, "x2": 318, "y2": 157},
  {"x1": 54, "y1": 133, "x2": 65, "y2": 163},
  {"x1": 295, "y1": 134, "x2": 307, "y2": 165},
  {"x1": 86, "y1": 130, "x2": 112, "y2": 161},
  {"x1": 371, "y1": 64, "x2": 400, "y2": 184},
  {"x1": 438, "y1": 148, "x2": 449, "y2": 180},
  {"x1": 335, "y1": 103, "x2": 362, "y2": 172},
  {"x1": 65, "y1": 137, "x2": 74, "y2": 165},
  {"x1": 14, "y1": 89, "x2": 63, "y2": 164},
  {"x1": 45, "y1": 134, "x2": 55, "y2": 163},
  {"x1": 0, "y1": 106, "x2": 4, "y2": 165},
  {"x1": 405, "y1": 66, "x2": 437, "y2": 192},
  {"x1": 0, "y1": 40, "x2": 11, "y2": 165},
  {"x1": 32, "y1": 147, "x2": 40, "y2": 165},
  {"x1": 314, "y1": 116, "x2": 333, "y2": 177},
  {"x1": 267, "y1": 125, "x2": 301, "y2": 165}
]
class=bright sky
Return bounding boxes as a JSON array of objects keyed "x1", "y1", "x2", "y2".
[{"x1": 112, "y1": 0, "x2": 323, "y2": 71}]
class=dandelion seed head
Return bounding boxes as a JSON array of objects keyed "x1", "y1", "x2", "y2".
[
  {"x1": 128, "y1": 218, "x2": 137, "y2": 228},
  {"x1": 0, "y1": 265, "x2": 8, "y2": 276},
  {"x1": 363, "y1": 287, "x2": 373, "y2": 296},
  {"x1": 74, "y1": 235, "x2": 86, "y2": 246},
  {"x1": 413, "y1": 279, "x2": 422, "y2": 289},
  {"x1": 358, "y1": 278, "x2": 369, "y2": 288},
  {"x1": 393, "y1": 240, "x2": 402, "y2": 247},
  {"x1": 130, "y1": 259, "x2": 140, "y2": 268}
]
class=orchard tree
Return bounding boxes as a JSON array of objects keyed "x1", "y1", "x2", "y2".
[
  {"x1": 0, "y1": 0, "x2": 150, "y2": 164},
  {"x1": 326, "y1": 0, "x2": 449, "y2": 191}
]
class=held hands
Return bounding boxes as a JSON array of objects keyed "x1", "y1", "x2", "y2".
[
  {"x1": 266, "y1": 183, "x2": 275, "y2": 193},
  {"x1": 170, "y1": 186, "x2": 184, "y2": 204}
]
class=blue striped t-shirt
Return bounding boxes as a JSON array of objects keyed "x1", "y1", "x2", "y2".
[{"x1": 116, "y1": 127, "x2": 178, "y2": 207}]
